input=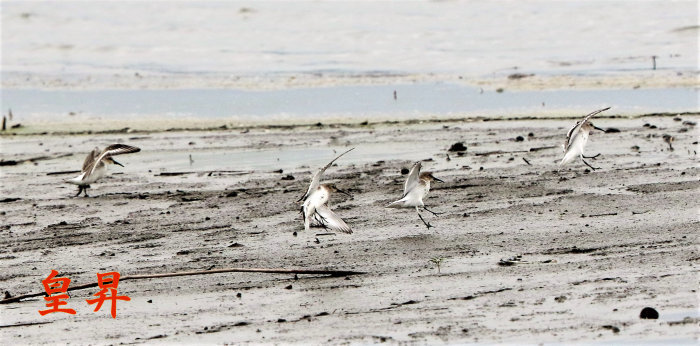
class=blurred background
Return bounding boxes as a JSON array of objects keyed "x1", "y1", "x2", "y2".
[{"x1": 1, "y1": 0, "x2": 698, "y2": 125}]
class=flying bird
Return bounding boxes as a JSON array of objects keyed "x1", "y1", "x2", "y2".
[
  {"x1": 299, "y1": 148, "x2": 354, "y2": 234},
  {"x1": 387, "y1": 161, "x2": 443, "y2": 229},
  {"x1": 559, "y1": 107, "x2": 610, "y2": 170},
  {"x1": 67, "y1": 144, "x2": 141, "y2": 196}
]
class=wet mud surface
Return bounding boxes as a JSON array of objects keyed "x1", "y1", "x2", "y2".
[{"x1": 0, "y1": 115, "x2": 698, "y2": 343}]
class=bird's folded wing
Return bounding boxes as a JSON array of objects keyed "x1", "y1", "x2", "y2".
[
  {"x1": 402, "y1": 161, "x2": 421, "y2": 198},
  {"x1": 88, "y1": 144, "x2": 141, "y2": 175},
  {"x1": 314, "y1": 204, "x2": 352, "y2": 234}
]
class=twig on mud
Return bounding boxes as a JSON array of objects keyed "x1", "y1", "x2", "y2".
[
  {"x1": 157, "y1": 170, "x2": 249, "y2": 177},
  {"x1": 522, "y1": 158, "x2": 532, "y2": 165},
  {"x1": 632, "y1": 210, "x2": 651, "y2": 215},
  {"x1": 474, "y1": 150, "x2": 528, "y2": 157},
  {"x1": 46, "y1": 170, "x2": 81, "y2": 176},
  {"x1": 583, "y1": 212, "x2": 618, "y2": 218},
  {"x1": 0, "y1": 267, "x2": 365, "y2": 304},
  {"x1": 1, "y1": 153, "x2": 74, "y2": 166},
  {"x1": 529, "y1": 146, "x2": 558, "y2": 152},
  {"x1": 0, "y1": 321, "x2": 53, "y2": 329}
]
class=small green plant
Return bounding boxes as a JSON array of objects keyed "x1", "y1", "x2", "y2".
[{"x1": 429, "y1": 257, "x2": 446, "y2": 274}]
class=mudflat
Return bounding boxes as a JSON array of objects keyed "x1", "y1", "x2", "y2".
[{"x1": 1, "y1": 114, "x2": 698, "y2": 344}]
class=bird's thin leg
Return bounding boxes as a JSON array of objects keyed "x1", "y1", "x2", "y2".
[
  {"x1": 84, "y1": 185, "x2": 90, "y2": 197},
  {"x1": 580, "y1": 157, "x2": 599, "y2": 170},
  {"x1": 314, "y1": 212, "x2": 330, "y2": 231},
  {"x1": 423, "y1": 206, "x2": 444, "y2": 216},
  {"x1": 668, "y1": 143, "x2": 674, "y2": 151},
  {"x1": 582, "y1": 153, "x2": 601, "y2": 159},
  {"x1": 75, "y1": 186, "x2": 83, "y2": 197},
  {"x1": 416, "y1": 207, "x2": 433, "y2": 229}
]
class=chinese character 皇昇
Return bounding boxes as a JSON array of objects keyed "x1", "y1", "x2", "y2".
[
  {"x1": 38, "y1": 270, "x2": 76, "y2": 316},
  {"x1": 86, "y1": 272, "x2": 130, "y2": 318}
]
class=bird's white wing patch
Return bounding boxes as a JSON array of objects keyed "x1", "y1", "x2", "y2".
[
  {"x1": 402, "y1": 161, "x2": 421, "y2": 198},
  {"x1": 564, "y1": 107, "x2": 610, "y2": 152},
  {"x1": 314, "y1": 204, "x2": 352, "y2": 234},
  {"x1": 299, "y1": 147, "x2": 354, "y2": 202}
]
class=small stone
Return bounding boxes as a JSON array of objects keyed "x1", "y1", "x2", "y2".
[
  {"x1": 448, "y1": 142, "x2": 467, "y2": 152},
  {"x1": 602, "y1": 325, "x2": 620, "y2": 333},
  {"x1": 284, "y1": 285, "x2": 292, "y2": 290},
  {"x1": 640, "y1": 307, "x2": 659, "y2": 319},
  {"x1": 515, "y1": 136, "x2": 524, "y2": 142},
  {"x1": 400, "y1": 168, "x2": 409, "y2": 175},
  {"x1": 281, "y1": 175, "x2": 295, "y2": 180}
]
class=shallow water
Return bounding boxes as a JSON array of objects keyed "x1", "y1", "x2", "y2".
[
  {"x1": 3, "y1": 85, "x2": 698, "y2": 123},
  {"x1": 2, "y1": 1, "x2": 697, "y2": 85}
]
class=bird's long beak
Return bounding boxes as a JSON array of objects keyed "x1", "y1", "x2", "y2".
[
  {"x1": 112, "y1": 159, "x2": 124, "y2": 167},
  {"x1": 432, "y1": 176, "x2": 444, "y2": 183},
  {"x1": 336, "y1": 188, "x2": 352, "y2": 197},
  {"x1": 593, "y1": 125, "x2": 606, "y2": 132}
]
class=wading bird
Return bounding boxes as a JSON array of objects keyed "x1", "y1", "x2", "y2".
[
  {"x1": 67, "y1": 144, "x2": 141, "y2": 197},
  {"x1": 299, "y1": 148, "x2": 354, "y2": 234},
  {"x1": 559, "y1": 107, "x2": 610, "y2": 170},
  {"x1": 387, "y1": 161, "x2": 443, "y2": 229}
]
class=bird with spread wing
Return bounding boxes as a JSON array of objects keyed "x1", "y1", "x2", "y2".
[
  {"x1": 299, "y1": 148, "x2": 354, "y2": 234},
  {"x1": 559, "y1": 107, "x2": 610, "y2": 170},
  {"x1": 67, "y1": 144, "x2": 141, "y2": 197},
  {"x1": 387, "y1": 161, "x2": 444, "y2": 229}
]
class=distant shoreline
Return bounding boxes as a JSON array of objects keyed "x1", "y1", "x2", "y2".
[{"x1": 1, "y1": 111, "x2": 698, "y2": 137}]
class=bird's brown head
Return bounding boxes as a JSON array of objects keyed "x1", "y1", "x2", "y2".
[
  {"x1": 420, "y1": 172, "x2": 443, "y2": 183},
  {"x1": 323, "y1": 183, "x2": 352, "y2": 197},
  {"x1": 583, "y1": 121, "x2": 606, "y2": 133}
]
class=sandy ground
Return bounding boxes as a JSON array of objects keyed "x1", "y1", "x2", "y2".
[{"x1": 0, "y1": 114, "x2": 698, "y2": 344}]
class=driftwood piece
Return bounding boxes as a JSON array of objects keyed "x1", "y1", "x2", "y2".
[
  {"x1": 0, "y1": 153, "x2": 73, "y2": 166},
  {"x1": 529, "y1": 146, "x2": 558, "y2": 152},
  {"x1": 0, "y1": 267, "x2": 365, "y2": 304},
  {"x1": 157, "y1": 170, "x2": 249, "y2": 177},
  {"x1": 474, "y1": 150, "x2": 528, "y2": 157}
]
